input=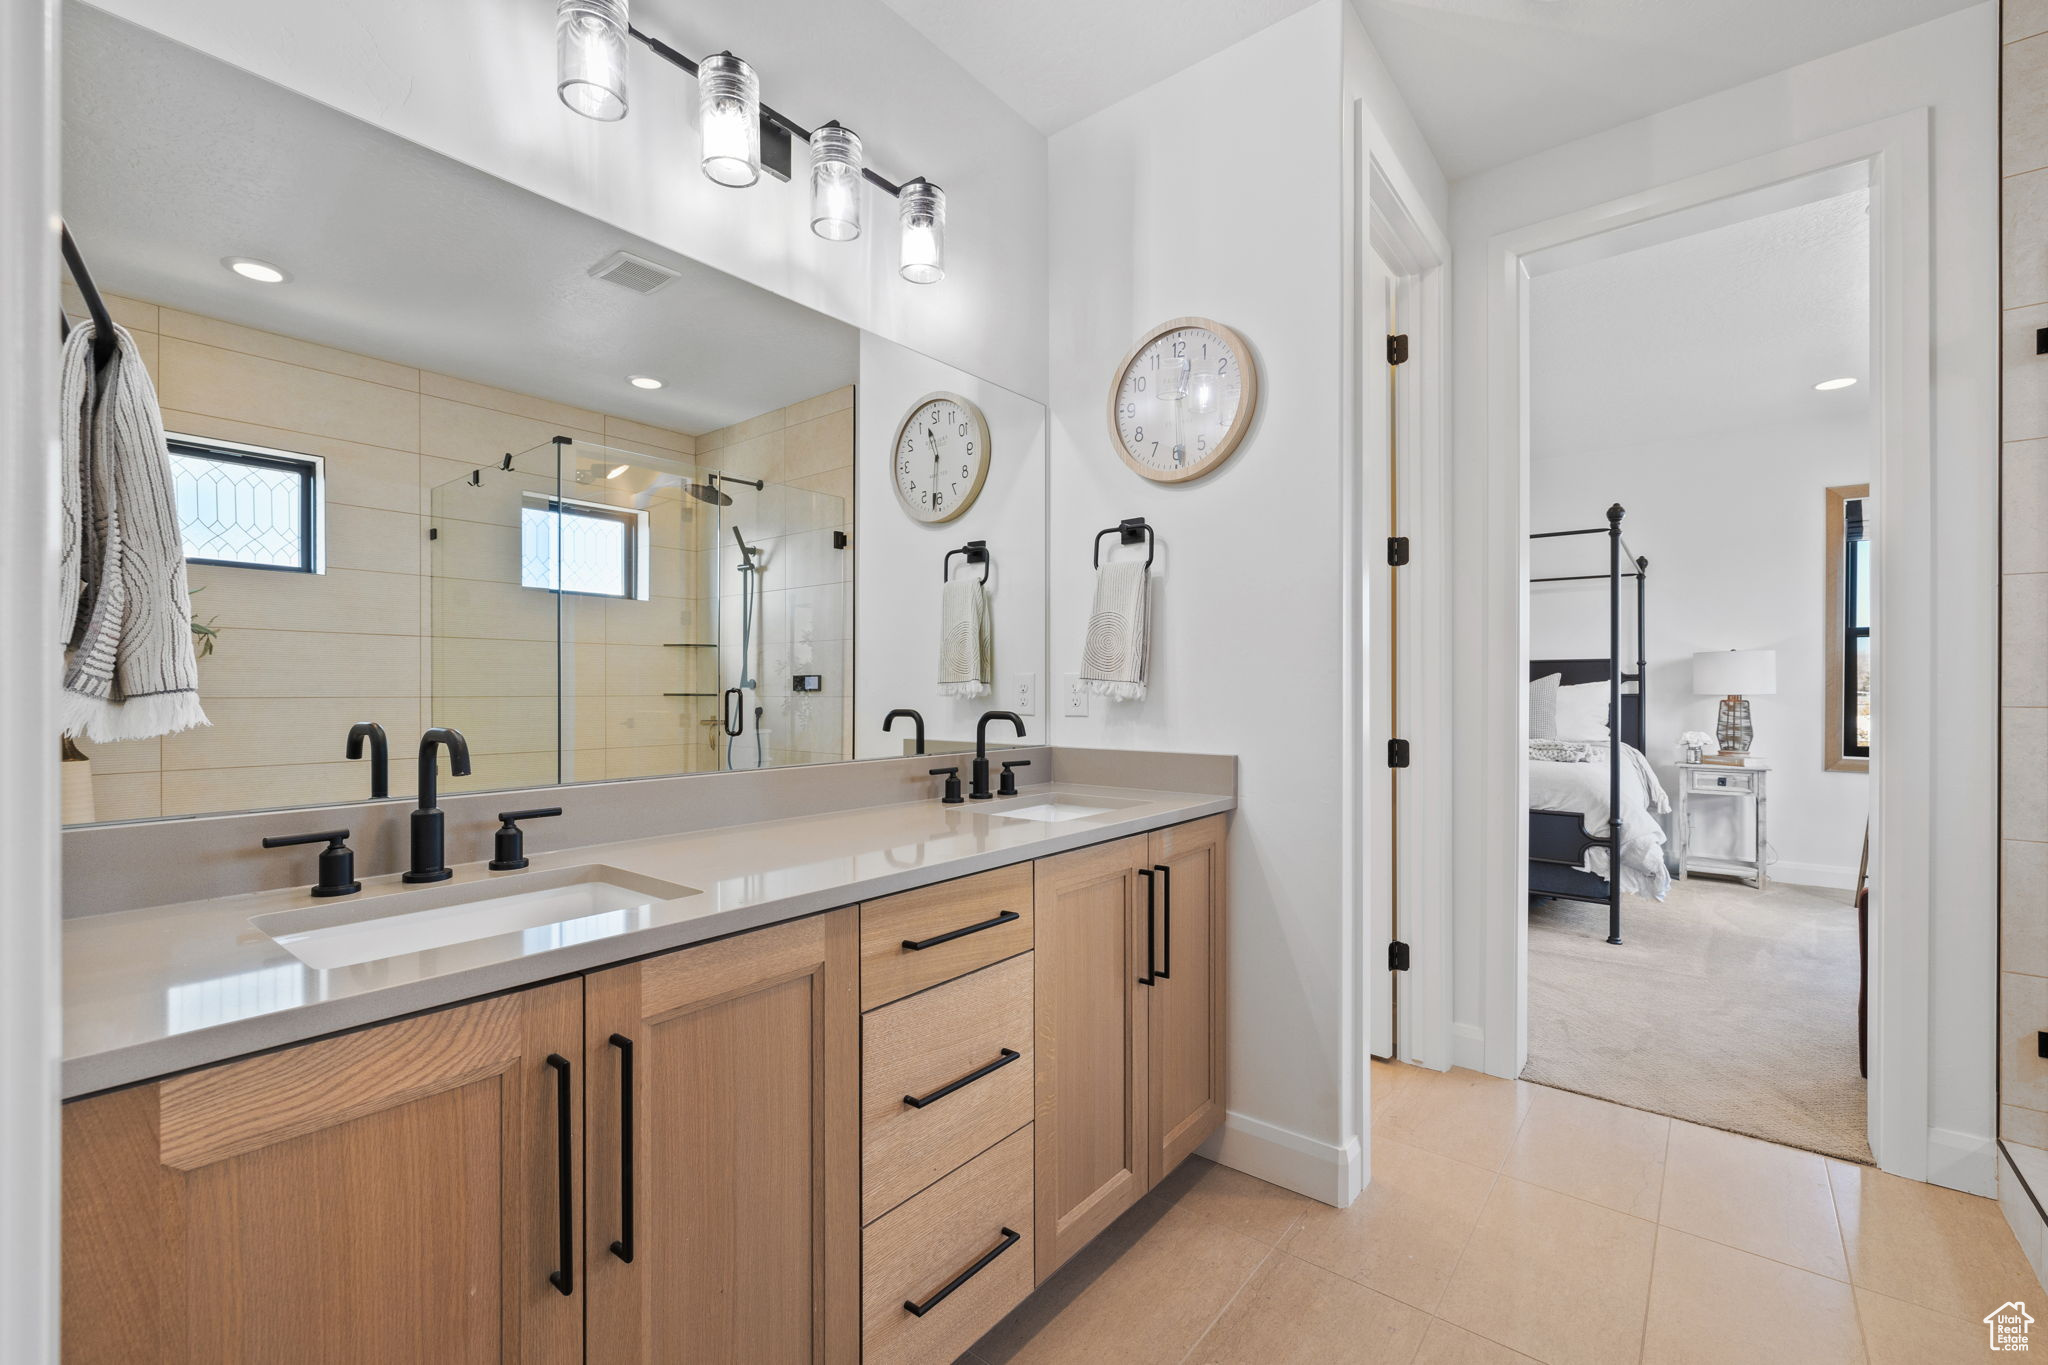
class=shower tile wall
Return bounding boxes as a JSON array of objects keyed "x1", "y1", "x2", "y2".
[
  {"x1": 699, "y1": 386, "x2": 855, "y2": 767},
  {"x1": 2003, "y1": 3, "x2": 2048, "y2": 1281},
  {"x1": 62, "y1": 286, "x2": 700, "y2": 818}
]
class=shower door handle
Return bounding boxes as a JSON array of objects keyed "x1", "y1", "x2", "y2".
[{"x1": 723, "y1": 687, "x2": 743, "y2": 737}]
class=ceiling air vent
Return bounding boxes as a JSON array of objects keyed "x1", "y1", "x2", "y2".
[{"x1": 588, "y1": 250, "x2": 680, "y2": 295}]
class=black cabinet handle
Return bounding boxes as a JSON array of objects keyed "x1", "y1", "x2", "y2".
[
  {"x1": 1137, "y1": 868, "x2": 1156, "y2": 985},
  {"x1": 902, "y1": 1227, "x2": 1021, "y2": 1318},
  {"x1": 1154, "y1": 864, "x2": 1172, "y2": 980},
  {"x1": 545, "y1": 1053, "x2": 574, "y2": 1296},
  {"x1": 903, "y1": 1048, "x2": 1021, "y2": 1109},
  {"x1": 608, "y1": 1034, "x2": 635, "y2": 1263},
  {"x1": 901, "y1": 910, "x2": 1020, "y2": 952}
]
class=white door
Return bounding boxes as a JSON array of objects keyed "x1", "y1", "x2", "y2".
[{"x1": 1366, "y1": 248, "x2": 1398, "y2": 1060}]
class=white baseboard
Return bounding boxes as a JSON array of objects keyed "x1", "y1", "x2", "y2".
[
  {"x1": 1765, "y1": 861, "x2": 1859, "y2": 891},
  {"x1": 1199, "y1": 1110, "x2": 1361, "y2": 1208},
  {"x1": 1451, "y1": 1021, "x2": 1486, "y2": 1072},
  {"x1": 1928, "y1": 1125, "x2": 1997, "y2": 1197}
]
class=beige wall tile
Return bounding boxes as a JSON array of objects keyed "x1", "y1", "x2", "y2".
[
  {"x1": 2007, "y1": 708, "x2": 2048, "y2": 841},
  {"x1": 604, "y1": 697, "x2": 701, "y2": 749},
  {"x1": 784, "y1": 407, "x2": 854, "y2": 482},
  {"x1": 716, "y1": 429, "x2": 785, "y2": 484},
  {"x1": 786, "y1": 467, "x2": 854, "y2": 505},
  {"x1": 420, "y1": 371, "x2": 605, "y2": 432},
  {"x1": 431, "y1": 637, "x2": 559, "y2": 698},
  {"x1": 325, "y1": 503, "x2": 426, "y2": 575},
  {"x1": 2006, "y1": 971, "x2": 2048, "y2": 1110},
  {"x1": 2009, "y1": 304, "x2": 2048, "y2": 443},
  {"x1": 443, "y1": 750, "x2": 557, "y2": 795},
  {"x1": 429, "y1": 518, "x2": 522, "y2": 583},
  {"x1": 605, "y1": 745, "x2": 695, "y2": 779},
  {"x1": 2012, "y1": 34, "x2": 2048, "y2": 175},
  {"x1": 64, "y1": 283, "x2": 158, "y2": 332},
  {"x1": 2010, "y1": 171, "x2": 2048, "y2": 309},
  {"x1": 160, "y1": 309, "x2": 418, "y2": 391},
  {"x1": 2008, "y1": 441, "x2": 2048, "y2": 574},
  {"x1": 2009, "y1": 575, "x2": 2048, "y2": 706},
  {"x1": 419, "y1": 394, "x2": 600, "y2": 468},
  {"x1": 2006, "y1": 839, "x2": 2048, "y2": 978},
  {"x1": 164, "y1": 759, "x2": 416, "y2": 816},
  {"x1": 164, "y1": 697, "x2": 420, "y2": 774},
  {"x1": 563, "y1": 749, "x2": 607, "y2": 782},
  {"x1": 2016, "y1": 0, "x2": 2048, "y2": 44},
  {"x1": 603, "y1": 415, "x2": 697, "y2": 456},
  {"x1": 88, "y1": 772, "x2": 162, "y2": 823},
  {"x1": 785, "y1": 384, "x2": 854, "y2": 425},
  {"x1": 74, "y1": 735, "x2": 160, "y2": 776},
  {"x1": 185, "y1": 564, "x2": 420, "y2": 638},
  {"x1": 605, "y1": 643, "x2": 682, "y2": 697},
  {"x1": 426, "y1": 696, "x2": 560, "y2": 757},
  {"x1": 2005, "y1": 1102, "x2": 2048, "y2": 1147},
  {"x1": 158, "y1": 338, "x2": 420, "y2": 452},
  {"x1": 198, "y1": 628, "x2": 419, "y2": 698},
  {"x1": 163, "y1": 410, "x2": 423, "y2": 514},
  {"x1": 430, "y1": 575, "x2": 557, "y2": 642},
  {"x1": 604, "y1": 596, "x2": 696, "y2": 647}
]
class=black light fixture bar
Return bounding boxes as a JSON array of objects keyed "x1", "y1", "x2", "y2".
[{"x1": 627, "y1": 24, "x2": 909, "y2": 196}]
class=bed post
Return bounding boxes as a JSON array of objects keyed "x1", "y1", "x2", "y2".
[
  {"x1": 1636, "y1": 555, "x2": 1648, "y2": 750},
  {"x1": 1607, "y1": 503, "x2": 1625, "y2": 945}
]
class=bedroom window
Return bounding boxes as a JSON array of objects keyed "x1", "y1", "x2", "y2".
[
  {"x1": 1825, "y1": 484, "x2": 1870, "y2": 771},
  {"x1": 520, "y1": 493, "x2": 647, "y2": 600},
  {"x1": 167, "y1": 435, "x2": 323, "y2": 573}
]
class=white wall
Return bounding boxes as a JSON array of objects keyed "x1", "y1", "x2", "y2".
[
  {"x1": 854, "y1": 333, "x2": 1047, "y2": 754},
  {"x1": 86, "y1": 0, "x2": 1050, "y2": 399},
  {"x1": 1449, "y1": 3, "x2": 1998, "y2": 1188},
  {"x1": 1530, "y1": 416, "x2": 1872, "y2": 887},
  {"x1": 1045, "y1": 0, "x2": 1445, "y2": 1203}
]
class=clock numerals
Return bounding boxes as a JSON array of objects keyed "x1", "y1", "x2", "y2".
[
  {"x1": 1113, "y1": 322, "x2": 1254, "y2": 482},
  {"x1": 896, "y1": 395, "x2": 989, "y2": 522}
]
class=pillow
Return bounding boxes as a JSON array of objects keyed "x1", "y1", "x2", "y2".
[
  {"x1": 1528, "y1": 673, "x2": 1562, "y2": 740},
  {"x1": 1555, "y1": 681, "x2": 1612, "y2": 741}
]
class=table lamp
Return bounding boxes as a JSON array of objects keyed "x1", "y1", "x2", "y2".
[{"x1": 1692, "y1": 649, "x2": 1776, "y2": 756}]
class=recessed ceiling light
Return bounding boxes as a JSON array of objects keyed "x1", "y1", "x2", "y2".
[
  {"x1": 627, "y1": 375, "x2": 663, "y2": 390},
  {"x1": 222, "y1": 257, "x2": 288, "y2": 284},
  {"x1": 606, "y1": 464, "x2": 630, "y2": 479},
  {"x1": 1814, "y1": 377, "x2": 1858, "y2": 391}
]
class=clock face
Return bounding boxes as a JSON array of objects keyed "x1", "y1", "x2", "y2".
[
  {"x1": 892, "y1": 393, "x2": 990, "y2": 523},
  {"x1": 1109, "y1": 318, "x2": 1258, "y2": 483}
]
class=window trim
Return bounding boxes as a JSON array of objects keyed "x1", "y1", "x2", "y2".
[
  {"x1": 1825, "y1": 482, "x2": 1870, "y2": 773},
  {"x1": 166, "y1": 433, "x2": 326, "y2": 575},
  {"x1": 519, "y1": 492, "x2": 649, "y2": 601}
]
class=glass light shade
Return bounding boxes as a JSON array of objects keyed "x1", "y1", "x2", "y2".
[
  {"x1": 699, "y1": 52, "x2": 761, "y2": 188},
  {"x1": 898, "y1": 179, "x2": 946, "y2": 284},
  {"x1": 809, "y1": 123, "x2": 864, "y2": 241},
  {"x1": 556, "y1": 0, "x2": 629, "y2": 121}
]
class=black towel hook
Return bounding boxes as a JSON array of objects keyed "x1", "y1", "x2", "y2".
[
  {"x1": 1093, "y1": 518, "x2": 1155, "y2": 570},
  {"x1": 58, "y1": 224, "x2": 117, "y2": 373},
  {"x1": 944, "y1": 540, "x2": 990, "y2": 584}
]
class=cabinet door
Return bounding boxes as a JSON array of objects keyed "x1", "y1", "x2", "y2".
[
  {"x1": 63, "y1": 983, "x2": 584, "y2": 1365},
  {"x1": 1032, "y1": 835, "x2": 1150, "y2": 1279},
  {"x1": 585, "y1": 909, "x2": 859, "y2": 1365},
  {"x1": 1147, "y1": 815, "x2": 1227, "y2": 1183}
]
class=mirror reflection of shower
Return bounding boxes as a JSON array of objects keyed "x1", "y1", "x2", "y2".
[{"x1": 727, "y1": 508, "x2": 766, "y2": 770}]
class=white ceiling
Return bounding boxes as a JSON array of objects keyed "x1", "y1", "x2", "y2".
[
  {"x1": 1530, "y1": 187, "x2": 1870, "y2": 460},
  {"x1": 60, "y1": 6, "x2": 857, "y2": 439}
]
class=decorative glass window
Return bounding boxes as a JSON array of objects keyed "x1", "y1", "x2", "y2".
[
  {"x1": 1825, "y1": 484, "x2": 1870, "y2": 770},
  {"x1": 521, "y1": 494, "x2": 645, "y2": 599},
  {"x1": 167, "y1": 436, "x2": 322, "y2": 572}
]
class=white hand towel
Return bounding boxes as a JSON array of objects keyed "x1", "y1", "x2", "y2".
[
  {"x1": 1081, "y1": 559, "x2": 1150, "y2": 702},
  {"x1": 937, "y1": 575, "x2": 992, "y2": 698},
  {"x1": 59, "y1": 321, "x2": 210, "y2": 742}
]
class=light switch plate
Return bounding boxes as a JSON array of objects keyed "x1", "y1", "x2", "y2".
[
  {"x1": 1063, "y1": 674, "x2": 1089, "y2": 718},
  {"x1": 1013, "y1": 672, "x2": 1038, "y2": 716}
]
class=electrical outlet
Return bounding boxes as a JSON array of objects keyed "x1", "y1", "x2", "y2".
[
  {"x1": 1063, "y1": 674, "x2": 1090, "y2": 718},
  {"x1": 1013, "y1": 672, "x2": 1038, "y2": 716}
]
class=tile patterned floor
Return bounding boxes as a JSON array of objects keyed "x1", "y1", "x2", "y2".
[{"x1": 966, "y1": 1062, "x2": 2043, "y2": 1364}]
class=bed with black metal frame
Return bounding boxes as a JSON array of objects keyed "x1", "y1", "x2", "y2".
[{"x1": 1529, "y1": 503, "x2": 1648, "y2": 945}]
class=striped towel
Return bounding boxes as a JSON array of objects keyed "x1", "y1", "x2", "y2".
[
  {"x1": 59, "y1": 321, "x2": 209, "y2": 742},
  {"x1": 937, "y1": 574, "x2": 992, "y2": 698},
  {"x1": 1081, "y1": 558, "x2": 1149, "y2": 702}
]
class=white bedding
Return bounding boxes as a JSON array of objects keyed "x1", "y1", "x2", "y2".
[{"x1": 1529, "y1": 740, "x2": 1672, "y2": 900}]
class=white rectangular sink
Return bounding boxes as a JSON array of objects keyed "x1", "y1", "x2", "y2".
[
  {"x1": 989, "y1": 799, "x2": 1133, "y2": 824},
  {"x1": 251, "y1": 865, "x2": 697, "y2": 971}
]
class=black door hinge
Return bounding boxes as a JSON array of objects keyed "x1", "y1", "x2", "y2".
[
  {"x1": 1388, "y1": 941, "x2": 1411, "y2": 972},
  {"x1": 1387, "y1": 333, "x2": 1410, "y2": 365},
  {"x1": 1388, "y1": 738, "x2": 1410, "y2": 768},
  {"x1": 1388, "y1": 536, "x2": 1410, "y2": 566}
]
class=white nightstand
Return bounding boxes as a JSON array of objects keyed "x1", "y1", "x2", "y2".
[{"x1": 1675, "y1": 761, "x2": 1769, "y2": 890}]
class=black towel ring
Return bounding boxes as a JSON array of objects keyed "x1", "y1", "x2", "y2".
[
  {"x1": 944, "y1": 540, "x2": 991, "y2": 584},
  {"x1": 1093, "y1": 518, "x2": 1155, "y2": 570}
]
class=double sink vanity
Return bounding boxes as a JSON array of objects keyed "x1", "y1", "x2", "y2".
[{"x1": 59, "y1": 749, "x2": 1232, "y2": 1364}]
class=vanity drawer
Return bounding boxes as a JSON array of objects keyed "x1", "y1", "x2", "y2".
[
  {"x1": 1688, "y1": 767, "x2": 1756, "y2": 794},
  {"x1": 863, "y1": 1125, "x2": 1035, "y2": 1365},
  {"x1": 861, "y1": 863, "x2": 1033, "y2": 1009},
  {"x1": 863, "y1": 952, "x2": 1034, "y2": 1222}
]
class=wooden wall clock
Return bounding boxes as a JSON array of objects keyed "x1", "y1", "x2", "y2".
[
  {"x1": 891, "y1": 391, "x2": 990, "y2": 523},
  {"x1": 1107, "y1": 317, "x2": 1258, "y2": 483}
]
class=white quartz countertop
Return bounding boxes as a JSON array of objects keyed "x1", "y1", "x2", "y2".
[{"x1": 64, "y1": 781, "x2": 1232, "y2": 1097}]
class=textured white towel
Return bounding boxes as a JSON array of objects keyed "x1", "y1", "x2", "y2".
[
  {"x1": 1081, "y1": 559, "x2": 1149, "y2": 702},
  {"x1": 59, "y1": 321, "x2": 209, "y2": 742},
  {"x1": 937, "y1": 574, "x2": 992, "y2": 698}
]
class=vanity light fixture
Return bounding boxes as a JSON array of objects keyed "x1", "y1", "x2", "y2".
[
  {"x1": 556, "y1": 21, "x2": 948, "y2": 282},
  {"x1": 223, "y1": 257, "x2": 288, "y2": 284},
  {"x1": 555, "y1": 0, "x2": 630, "y2": 121},
  {"x1": 627, "y1": 375, "x2": 664, "y2": 389},
  {"x1": 1814, "y1": 377, "x2": 1858, "y2": 391},
  {"x1": 898, "y1": 180, "x2": 946, "y2": 284}
]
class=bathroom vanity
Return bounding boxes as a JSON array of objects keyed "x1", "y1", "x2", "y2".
[{"x1": 59, "y1": 761, "x2": 1229, "y2": 1365}]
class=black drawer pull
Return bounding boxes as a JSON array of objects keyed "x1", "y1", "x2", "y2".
[
  {"x1": 608, "y1": 1033, "x2": 635, "y2": 1263},
  {"x1": 901, "y1": 910, "x2": 1020, "y2": 952},
  {"x1": 545, "y1": 1053, "x2": 574, "y2": 1296},
  {"x1": 903, "y1": 1048, "x2": 1021, "y2": 1109},
  {"x1": 902, "y1": 1226, "x2": 1021, "y2": 1317}
]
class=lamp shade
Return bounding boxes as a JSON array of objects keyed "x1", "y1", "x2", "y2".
[{"x1": 1693, "y1": 649, "x2": 1777, "y2": 696}]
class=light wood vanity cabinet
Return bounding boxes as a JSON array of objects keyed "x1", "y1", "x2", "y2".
[
  {"x1": 62, "y1": 982, "x2": 586, "y2": 1365},
  {"x1": 1145, "y1": 815, "x2": 1228, "y2": 1182}
]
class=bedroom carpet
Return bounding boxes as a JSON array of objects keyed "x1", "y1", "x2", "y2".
[{"x1": 1523, "y1": 876, "x2": 1872, "y2": 1164}]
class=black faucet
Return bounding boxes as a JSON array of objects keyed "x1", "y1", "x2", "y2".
[
  {"x1": 403, "y1": 727, "x2": 472, "y2": 883},
  {"x1": 883, "y1": 708, "x2": 926, "y2": 755},
  {"x1": 346, "y1": 721, "x2": 389, "y2": 799},
  {"x1": 970, "y1": 710, "x2": 1026, "y2": 800}
]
